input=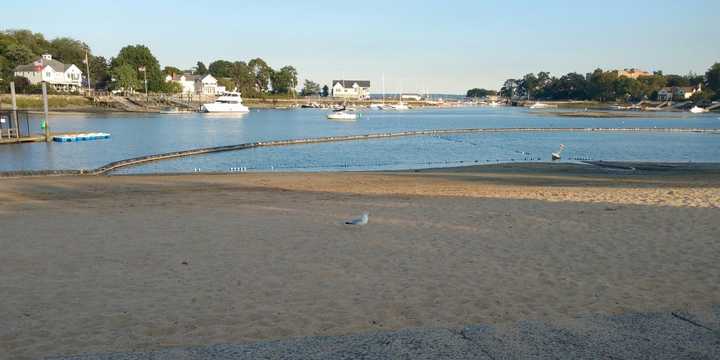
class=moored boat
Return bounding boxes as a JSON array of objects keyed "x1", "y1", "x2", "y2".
[
  {"x1": 327, "y1": 108, "x2": 358, "y2": 121},
  {"x1": 689, "y1": 106, "x2": 709, "y2": 114},
  {"x1": 201, "y1": 91, "x2": 249, "y2": 113}
]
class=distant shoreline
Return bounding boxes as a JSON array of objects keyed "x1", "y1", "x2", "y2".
[{"x1": 4, "y1": 95, "x2": 712, "y2": 114}]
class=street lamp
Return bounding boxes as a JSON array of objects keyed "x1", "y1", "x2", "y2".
[{"x1": 138, "y1": 66, "x2": 148, "y2": 102}]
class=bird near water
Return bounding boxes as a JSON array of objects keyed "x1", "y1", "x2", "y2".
[{"x1": 345, "y1": 212, "x2": 369, "y2": 225}]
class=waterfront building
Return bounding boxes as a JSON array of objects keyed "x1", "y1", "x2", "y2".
[
  {"x1": 165, "y1": 74, "x2": 222, "y2": 95},
  {"x1": 331, "y1": 80, "x2": 371, "y2": 99},
  {"x1": 13, "y1": 54, "x2": 83, "y2": 92},
  {"x1": 401, "y1": 94, "x2": 423, "y2": 101},
  {"x1": 615, "y1": 68, "x2": 652, "y2": 79},
  {"x1": 657, "y1": 84, "x2": 702, "y2": 101}
]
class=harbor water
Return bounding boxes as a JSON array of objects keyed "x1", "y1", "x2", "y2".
[{"x1": 1, "y1": 107, "x2": 718, "y2": 173}]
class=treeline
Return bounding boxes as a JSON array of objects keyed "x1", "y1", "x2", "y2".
[
  {"x1": 0, "y1": 29, "x2": 111, "y2": 92},
  {"x1": 497, "y1": 65, "x2": 720, "y2": 102},
  {"x1": 0, "y1": 29, "x2": 300, "y2": 96},
  {"x1": 198, "y1": 59, "x2": 297, "y2": 96},
  {"x1": 466, "y1": 88, "x2": 498, "y2": 98}
]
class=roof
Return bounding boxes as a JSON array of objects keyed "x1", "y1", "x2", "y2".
[
  {"x1": 14, "y1": 56, "x2": 69, "y2": 73},
  {"x1": 660, "y1": 86, "x2": 697, "y2": 91},
  {"x1": 169, "y1": 74, "x2": 200, "y2": 81},
  {"x1": 333, "y1": 80, "x2": 370, "y2": 88}
]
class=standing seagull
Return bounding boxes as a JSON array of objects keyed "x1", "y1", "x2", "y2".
[
  {"x1": 552, "y1": 144, "x2": 565, "y2": 161},
  {"x1": 345, "y1": 212, "x2": 369, "y2": 225}
]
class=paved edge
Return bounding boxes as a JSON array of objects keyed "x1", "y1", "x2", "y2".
[{"x1": 46, "y1": 307, "x2": 720, "y2": 360}]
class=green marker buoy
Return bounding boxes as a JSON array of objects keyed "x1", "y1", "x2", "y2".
[{"x1": 40, "y1": 120, "x2": 46, "y2": 130}]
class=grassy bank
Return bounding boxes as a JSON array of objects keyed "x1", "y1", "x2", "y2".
[{"x1": 0, "y1": 94, "x2": 92, "y2": 109}]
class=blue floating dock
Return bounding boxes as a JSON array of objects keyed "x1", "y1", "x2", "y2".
[{"x1": 53, "y1": 133, "x2": 111, "y2": 143}]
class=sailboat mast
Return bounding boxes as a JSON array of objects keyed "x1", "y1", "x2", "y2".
[{"x1": 382, "y1": 73, "x2": 385, "y2": 104}]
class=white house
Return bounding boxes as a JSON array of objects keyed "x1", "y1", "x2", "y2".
[
  {"x1": 658, "y1": 84, "x2": 702, "y2": 101},
  {"x1": 332, "y1": 80, "x2": 371, "y2": 99},
  {"x1": 165, "y1": 74, "x2": 198, "y2": 94},
  {"x1": 13, "y1": 54, "x2": 83, "y2": 92},
  {"x1": 165, "y1": 73, "x2": 223, "y2": 95},
  {"x1": 196, "y1": 74, "x2": 219, "y2": 95}
]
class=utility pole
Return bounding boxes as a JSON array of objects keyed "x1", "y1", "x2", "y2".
[
  {"x1": 10, "y1": 81, "x2": 18, "y2": 139},
  {"x1": 42, "y1": 82, "x2": 50, "y2": 142},
  {"x1": 84, "y1": 49, "x2": 92, "y2": 93}
]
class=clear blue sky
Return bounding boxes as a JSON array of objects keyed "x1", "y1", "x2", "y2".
[{"x1": 3, "y1": 0, "x2": 719, "y2": 94}]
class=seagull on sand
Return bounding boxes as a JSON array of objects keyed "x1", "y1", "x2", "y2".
[{"x1": 345, "y1": 212, "x2": 369, "y2": 225}]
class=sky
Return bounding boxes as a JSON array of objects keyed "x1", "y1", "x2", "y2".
[{"x1": 2, "y1": 0, "x2": 719, "y2": 94}]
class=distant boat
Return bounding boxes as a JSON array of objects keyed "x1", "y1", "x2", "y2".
[
  {"x1": 200, "y1": 91, "x2": 249, "y2": 113},
  {"x1": 488, "y1": 101, "x2": 500, "y2": 107},
  {"x1": 369, "y1": 103, "x2": 384, "y2": 110},
  {"x1": 689, "y1": 106, "x2": 709, "y2": 114},
  {"x1": 529, "y1": 102, "x2": 557, "y2": 109},
  {"x1": 327, "y1": 108, "x2": 358, "y2": 121},
  {"x1": 387, "y1": 100, "x2": 410, "y2": 110}
]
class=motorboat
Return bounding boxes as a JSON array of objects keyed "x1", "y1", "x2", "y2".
[
  {"x1": 387, "y1": 102, "x2": 410, "y2": 110},
  {"x1": 327, "y1": 107, "x2": 358, "y2": 121},
  {"x1": 529, "y1": 102, "x2": 557, "y2": 109},
  {"x1": 689, "y1": 106, "x2": 709, "y2": 114},
  {"x1": 201, "y1": 91, "x2": 249, "y2": 113}
]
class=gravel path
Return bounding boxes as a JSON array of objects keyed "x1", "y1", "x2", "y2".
[{"x1": 49, "y1": 308, "x2": 720, "y2": 360}]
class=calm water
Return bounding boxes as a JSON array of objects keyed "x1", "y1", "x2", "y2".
[{"x1": 1, "y1": 107, "x2": 718, "y2": 173}]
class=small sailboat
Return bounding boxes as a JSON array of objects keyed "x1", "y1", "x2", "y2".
[
  {"x1": 689, "y1": 106, "x2": 709, "y2": 114},
  {"x1": 551, "y1": 144, "x2": 565, "y2": 161}
]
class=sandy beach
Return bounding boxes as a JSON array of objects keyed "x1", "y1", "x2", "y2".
[{"x1": 1, "y1": 163, "x2": 719, "y2": 359}]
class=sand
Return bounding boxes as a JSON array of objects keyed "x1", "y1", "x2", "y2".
[{"x1": 1, "y1": 163, "x2": 719, "y2": 359}]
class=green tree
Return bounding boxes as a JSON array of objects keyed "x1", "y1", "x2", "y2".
[
  {"x1": 588, "y1": 69, "x2": 619, "y2": 101},
  {"x1": 217, "y1": 77, "x2": 235, "y2": 92},
  {"x1": 500, "y1": 79, "x2": 518, "y2": 98},
  {"x1": 49, "y1": 37, "x2": 88, "y2": 66},
  {"x1": 229, "y1": 61, "x2": 255, "y2": 95},
  {"x1": 690, "y1": 89, "x2": 715, "y2": 102},
  {"x1": 3, "y1": 43, "x2": 34, "y2": 68},
  {"x1": 110, "y1": 45, "x2": 163, "y2": 91},
  {"x1": 194, "y1": 61, "x2": 208, "y2": 75},
  {"x1": 89, "y1": 56, "x2": 110, "y2": 89},
  {"x1": 110, "y1": 63, "x2": 141, "y2": 92},
  {"x1": 161, "y1": 80, "x2": 182, "y2": 94},
  {"x1": 162, "y1": 66, "x2": 183, "y2": 76},
  {"x1": 466, "y1": 88, "x2": 496, "y2": 98},
  {"x1": 301, "y1": 79, "x2": 321, "y2": 96},
  {"x1": 664, "y1": 74, "x2": 689, "y2": 87},
  {"x1": 271, "y1": 66, "x2": 298, "y2": 94},
  {"x1": 248, "y1": 58, "x2": 272, "y2": 93},
  {"x1": 705, "y1": 63, "x2": 720, "y2": 96},
  {"x1": 208, "y1": 60, "x2": 234, "y2": 78},
  {"x1": 321, "y1": 84, "x2": 329, "y2": 97},
  {"x1": 11, "y1": 76, "x2": 31, "y2": 93}
]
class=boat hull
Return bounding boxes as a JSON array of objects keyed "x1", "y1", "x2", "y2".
[{"x1": 201, "y1": 104, "x2": 250, "y2": 113}]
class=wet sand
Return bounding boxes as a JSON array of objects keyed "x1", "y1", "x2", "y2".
[{"x1": 1, "y1": 163, "x2": 719, "y2": 359}]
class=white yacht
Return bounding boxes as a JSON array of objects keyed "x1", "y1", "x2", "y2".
[
  {"x1": 689, "y1": 106, "x2": 708, "y2": 114},
  {"x1": 201, "y1": 91, "x2": 249, "y2": 113},
  {"x1": 529, "y1": 102, "x2": 557, "y2": 109},
  {"x1": 327, "y1": 107, "x2": 358, "y2": 121}
]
